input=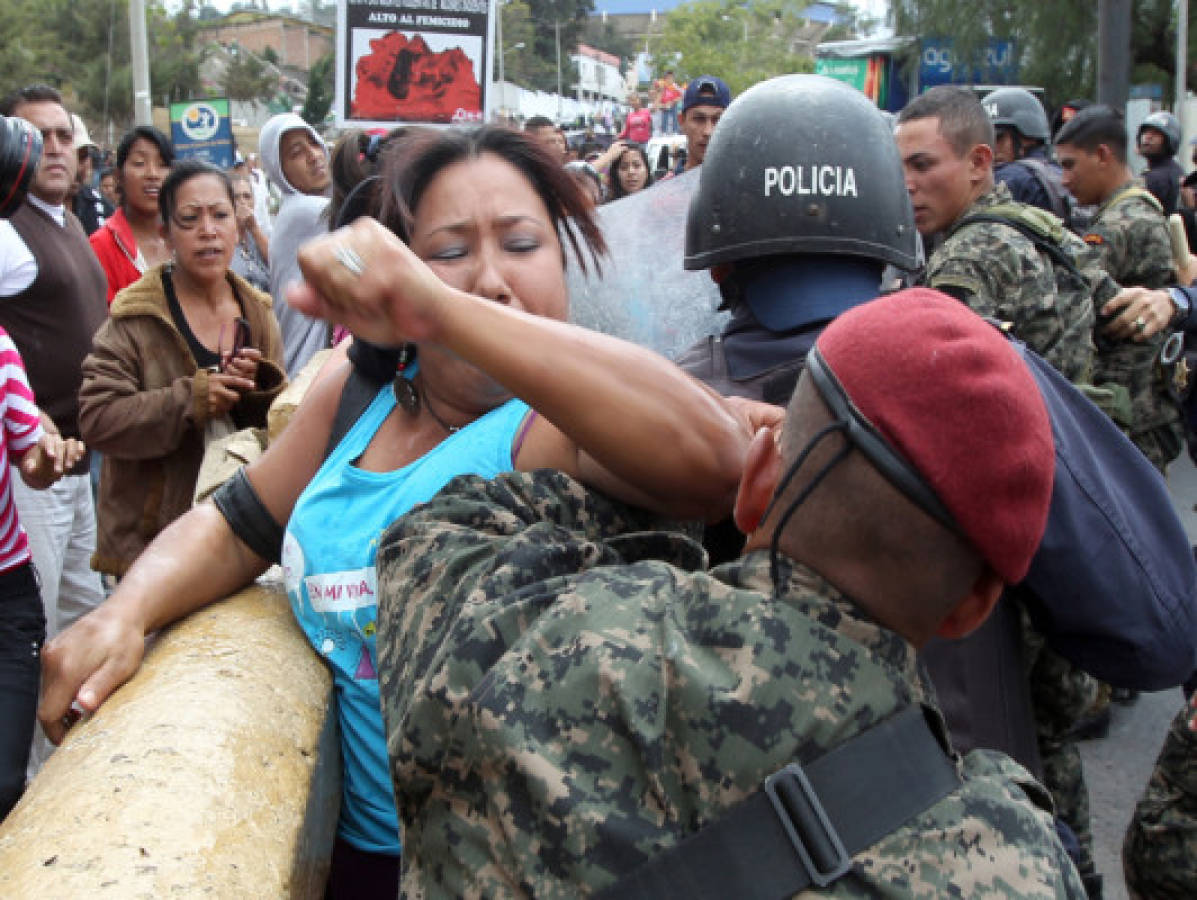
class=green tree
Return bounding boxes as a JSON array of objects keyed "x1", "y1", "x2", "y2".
[
  {"x1": 891, "y1": 0, "x2": 1197, "y2": 109},
  {"x1": 0, "y1": 0, "x2": 208, "y2": 126},
  {"x1": 518, "y1": 0, "x2": 592, "y2": 94},
  {"x1": 821, "y1": 1, "x2": 879, "y2": 42},
  {"x1": 150, "y1": 0, "x2": 207, "y2": 106},
  {"x1": 652, "y1": 0, "x2": 818, "y2": 97},
  {"x1": 0, "y1": 0, "x2": 64, "y2": 93},
  {"x1": 301, "y1": 52, "x2": 334, "y2": 127},
  {"x1": 500, "y1": 0, "x2": 554, "y2": 90},
  {"x1": 223, "y1": 47, "x2": 276, "y2": 106}
]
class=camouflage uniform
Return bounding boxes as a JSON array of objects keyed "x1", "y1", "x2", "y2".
[
  {"x1": 375, "y1": 469, "x2": 1086, "y2": 899},
  {"x1": 1122, "y1": 695, "x2": 1197, "y2": 899},
  {"x1": 924, "y1": 182, "x2": 1097, "y2": 385},
  {"x1": 1023, "y1": 620, "x2": 1101, "y2": 889},
  {"x1": 1084, "y1": 181, "x2": 1183, "y2": 472}
]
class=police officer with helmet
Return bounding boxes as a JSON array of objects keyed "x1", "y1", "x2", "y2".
[
  {"x1": 677, "y1": 75, "x2": 1197, "y2": 896},
  {"x1": 983, "y1": 86, "x2": 1075, "y2": 225},
  {"x1": 1138, "y1": 110, "x2": 1184, "y2": 215},
  {"x1": 676, "y1": 75, "x2": 915, "y2": 406},
  {"x1": 0, "y1": 115, "x2": 42, "y2": 218}
]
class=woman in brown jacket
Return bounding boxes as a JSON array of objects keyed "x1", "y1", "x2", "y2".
[{"x1": 80, "y1": 160, "x2": 286, "y2": 577}]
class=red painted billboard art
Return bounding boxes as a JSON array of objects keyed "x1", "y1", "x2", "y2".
[{"x1": 351, "y1": 31, "x2": 481, "y2": 123}]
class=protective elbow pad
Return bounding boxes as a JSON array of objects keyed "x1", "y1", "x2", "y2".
[{"x1": 211, "y1": 468, "x2": 284, "y2": 564}]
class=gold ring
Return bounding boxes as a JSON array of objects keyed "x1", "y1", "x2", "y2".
[{"x1": 333, "y1": 243, "x2": 365, "y2": 277}]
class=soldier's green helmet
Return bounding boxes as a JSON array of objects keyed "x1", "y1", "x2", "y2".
[
  {"x1": 1139, "y1": 111, "x2": 1182, "y2": 156},
  {"x1": 684, "y1": 75, "x2": 917, "y2": 276},
  {"x1": 981, "y1": 87, "x2": 1050, "y2": 142}
]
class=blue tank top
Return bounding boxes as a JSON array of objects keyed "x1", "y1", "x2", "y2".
[{"x1": 282, "y1": 384, "x2": 530, "y2": 854}]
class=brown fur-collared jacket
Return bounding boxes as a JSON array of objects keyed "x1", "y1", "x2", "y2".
[{"x1": 80, "y1": 264, "x2": 287, "y2": 576}]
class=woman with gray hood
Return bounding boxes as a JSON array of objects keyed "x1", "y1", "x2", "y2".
[{"x1": 259, "y1": 113, "x2": 332, "y2": 377}]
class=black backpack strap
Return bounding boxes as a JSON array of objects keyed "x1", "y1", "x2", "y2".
[
  {"x1": 954, "y1": 213, "x2": 1088, "y2": 288},
  {"x1": 324, "y1": 367, "x2": 384, "y2": 461},
  {"x1": 595, "y1": 704, "x2": 961, "y2": 900}
]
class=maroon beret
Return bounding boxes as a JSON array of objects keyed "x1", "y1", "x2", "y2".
[{"x1": 815, "y1": 287, "x2": 1054, "y2": 583}]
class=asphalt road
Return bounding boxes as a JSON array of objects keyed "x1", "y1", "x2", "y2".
[{"x1": 1080, "y1": 452, "x2": 1196, "y2": 899}]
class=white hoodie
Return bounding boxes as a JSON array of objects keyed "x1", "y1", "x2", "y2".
[{"x1": 260, "y1": 113, "x2": 331, "y2": 377}]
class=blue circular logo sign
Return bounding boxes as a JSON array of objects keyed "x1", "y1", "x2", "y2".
[{"x1": 180, "y1": 103, "x2": 220, "y2": 142}]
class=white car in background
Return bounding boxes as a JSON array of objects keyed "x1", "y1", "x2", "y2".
[{"x1": 645, "y1": 133, "x2": 688, "y2": 177}]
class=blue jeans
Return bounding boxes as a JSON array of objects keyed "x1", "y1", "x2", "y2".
[
  {"x1": 0, "y1": 562, "x2": 43, "y2": 821},
  {"x1": 661, "y1": 104, "x2": 679, "y2": 135}
]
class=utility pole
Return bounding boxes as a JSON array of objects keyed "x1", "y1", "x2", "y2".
[
  {"x1": 1177, "y1": 0, "x2": 1188, "y2": 139},
  {"x1": 555, "y1": 18, "x2": 563, "y2": 121},
  {"x1": 129, "y1": 0, "x2": 152, "y2": 125},
  {"x1": 1096, "y1": 0, "x2": 1131, "y2": 111},
  {"x1": 497, "y1": 0, "x2": 505, "y2": 118}
]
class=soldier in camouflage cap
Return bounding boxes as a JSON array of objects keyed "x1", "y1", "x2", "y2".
[
  {"x1": 895, "y1": 85, "x2": 1101, "y2": 385},
  {"x1": 375, "y1": 288, "x2": 1085, "y2": 898},
  {"x1": 1056, "y1": 104, "x2": 1183, "y2": 472}
]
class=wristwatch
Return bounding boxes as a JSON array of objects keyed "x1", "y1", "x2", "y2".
[{"x1": 1168, "y1": 287, "x2": 1192, "y2": 327}]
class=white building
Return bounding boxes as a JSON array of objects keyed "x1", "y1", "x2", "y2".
[{"x1": 573, "y1": 43, "x2": 626, "y2": 104}]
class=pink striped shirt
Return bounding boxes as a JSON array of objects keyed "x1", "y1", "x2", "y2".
[{"x1": 0, "y1": 328, "x2": 43, "y2": 573}]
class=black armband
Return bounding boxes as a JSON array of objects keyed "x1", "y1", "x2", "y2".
[{"x1": 211, "y1": 468, "x2": 284, "y2": 564}]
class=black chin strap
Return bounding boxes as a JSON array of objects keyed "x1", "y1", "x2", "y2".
[
  {"x1": 766, "y1": 422, "x2": 851, "y2": 598},
  {"x1": 764, "y1": 347, "x2": 962, "y2": 598},
  {"x1": 805, "y1": 348, "x2": 960, "y2": 535}
]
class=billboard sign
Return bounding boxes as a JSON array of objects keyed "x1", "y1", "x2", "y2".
[
  {"x1": 169, "y1": 99, "x2": 235, "y2": 169},
  {"x1": 919, "y1": 38, "x2": 1017, "y2": 88},
  {"x1": 335, "y1": 0, "x2": 491, "y2": 128}
]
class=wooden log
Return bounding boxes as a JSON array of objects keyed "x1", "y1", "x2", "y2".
[{"x1": 0, "y1": 582, "x2": 338, "y2": 898}]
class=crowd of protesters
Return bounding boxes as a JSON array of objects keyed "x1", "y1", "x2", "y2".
[{"x1": 0, "y1": 69, "x2": 1194, "y2": 900}]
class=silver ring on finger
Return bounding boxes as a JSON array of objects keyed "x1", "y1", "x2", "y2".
[
  {"x1": 1135, "y1": 316, "x2": 1147, "y2": 332},
  {"x1": 334, "y1": 243, "x2": 366, "y2": 277}
]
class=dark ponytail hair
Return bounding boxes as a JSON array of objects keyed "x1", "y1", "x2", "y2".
[
  {"x1": 327, "y1": 127, "x2": 422, "y2": 229},
  {"x1": 378, "y1": 125, "x2": 607, "y2": 275}
]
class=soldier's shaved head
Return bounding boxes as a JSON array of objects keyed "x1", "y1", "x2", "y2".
[
  {"x1": 768, "y1": 373, "x2": 985, "y2": 643},
  {"x1": 898, "y1": 86, "x2": 995, "y2": 158}
]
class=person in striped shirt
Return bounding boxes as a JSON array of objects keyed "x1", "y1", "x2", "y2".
[{"x1": 0, "y1": 325, "x2": 85, "y2": 822}]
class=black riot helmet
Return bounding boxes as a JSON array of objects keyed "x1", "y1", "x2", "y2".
[
  {"x1": 685, "y1": 75, "x2": 917, "y2": 330},
  {"x1": 0, "y1": 116, "x2": 42, "y2": 218},
  {"x1": 981, "y1": 87, "x2": 1050, "y2": 142},
  {"x1": 685, "y1": 75, "x2": 916, "y2": 273},
  {"x1": 1138, "y1": 111, "x2": 1182, "y2": 157}
]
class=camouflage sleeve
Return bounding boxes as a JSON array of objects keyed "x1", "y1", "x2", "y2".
[
  {"x1": 374, "y1": 471, "x2": 700, "y2": 770},
  {"x1": 1087, "y1": 201, "x2": 1177, "y2": 288},
  {"x1": 924, "y1": 248, "x2": 999, "y2": 318},
  {"x1": 926, "y1": 230, "x2": 1047, "y2": 325},
  {"x1": 1127, "y1": 213, "x2": 1178, "y2": 288},
  {"x1": 1081, "y1": 218, "x2": 1129, "y2": 283},
  {"x1": 848, "y1": 747, "x2": 1087, "y2": 898}
]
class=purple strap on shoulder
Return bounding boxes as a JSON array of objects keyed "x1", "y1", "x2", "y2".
[{"x1": 511, "y1": 410, "x2": 539, "y2": 462}]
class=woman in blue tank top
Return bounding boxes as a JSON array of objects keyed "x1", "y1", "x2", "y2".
[{"x1": 41, "y1": 126, "x2": 777, "y2": 898}]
